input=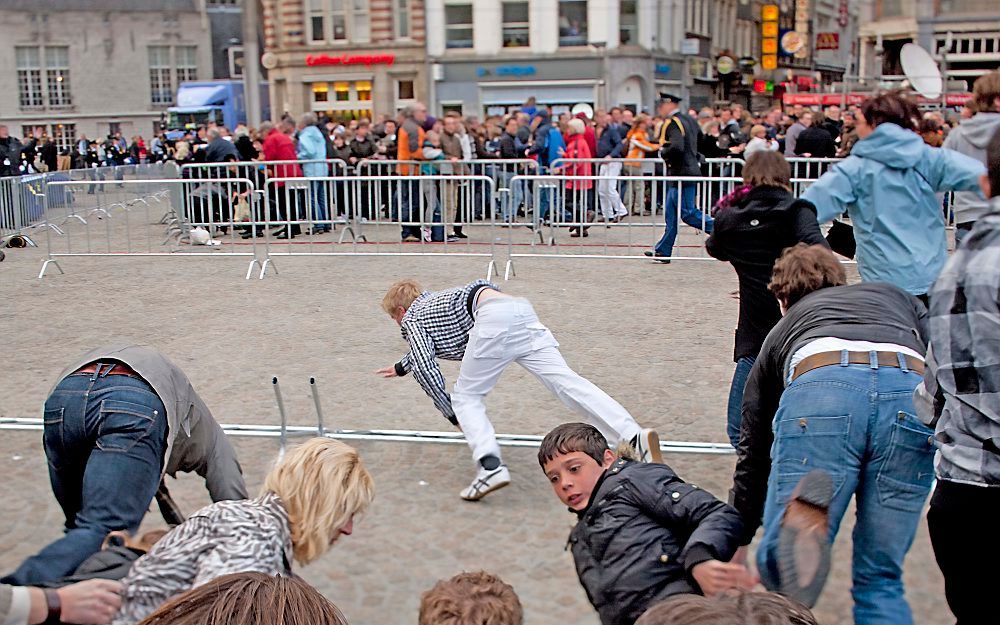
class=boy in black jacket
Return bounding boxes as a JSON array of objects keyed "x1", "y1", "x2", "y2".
[{"x1": 539, "y1": 423, "x2": 752, "y2": 625}]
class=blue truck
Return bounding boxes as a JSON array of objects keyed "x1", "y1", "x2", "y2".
[{"x1": 164, "y1": 80, "x2": 270, "y2": 137}]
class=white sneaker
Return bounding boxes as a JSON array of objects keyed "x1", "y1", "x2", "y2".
[
  {"x1": 460, "y1": 465, "x2": 511, "y2": 501},
  {"x1": 631, "y1": 428, "x2": 663, "y2": 464}
]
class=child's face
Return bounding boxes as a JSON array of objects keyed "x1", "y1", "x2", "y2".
[{"x1": 543, "y1": 450, "x2": 615, "y2": 511}]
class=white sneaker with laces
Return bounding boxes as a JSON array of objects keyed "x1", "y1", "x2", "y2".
[
  {"x1": 631, "y1": 428, "x2": 663, "y2": 463},
  {"x1": 460, "y1": 465, "x2": 511, "y2": 501}
]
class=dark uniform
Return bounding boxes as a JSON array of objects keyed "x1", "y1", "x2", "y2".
[{"x1": 649, "y1": 94, "x2": 714, "y2": 259}]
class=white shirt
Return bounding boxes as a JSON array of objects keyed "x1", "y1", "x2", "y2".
[{"x1": 787, "y1": 337, "x2": 924, "y2": 384}]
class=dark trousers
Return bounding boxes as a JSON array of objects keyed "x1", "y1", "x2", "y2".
[
  {"x1": 928, "y1": 479, "x2": 1000, "y2": 625},
  {"x1": 1, "y1": 367, "x2": 168, "y2": 585}
]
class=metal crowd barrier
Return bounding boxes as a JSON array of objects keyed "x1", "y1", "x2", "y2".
[
  {"x1": 255, "y1": 174, "x2": 500, "y2": 280},
  {"x1": 37, "y1": 177, "x2": 264, "y2": 279}
]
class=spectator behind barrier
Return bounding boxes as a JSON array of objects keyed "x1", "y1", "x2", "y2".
[
  {"x1": 419, "y1": 571, "x2": 523, "y2": 625},
  {"x1": 135, "y1": 572, "x2": 349, "y2": 625},
  {"x1": 539, "y1": 423, "x2": 752, "y2": 625},
  {"x1": 111, "y1": 438, "x2": 374, "y2": 625},
  {"x1": 634, "y1": 592, "x2": 818, "y2": 625},
  {"x1": 802, "y1": 91, "x2": 985, "y2": 299}
]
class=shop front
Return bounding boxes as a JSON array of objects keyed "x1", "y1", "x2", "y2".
[
  {"x1": 433, "y1": 58, "x2": 603, "y2": 118},
  {"x1": 267, "y1": 45, "x2": 426, "y2": 123}
]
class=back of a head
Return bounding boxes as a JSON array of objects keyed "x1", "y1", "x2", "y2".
[
  {"x1": 860, "y1": 91, "x2": 919, "y2": 132},
  {"x1": 419, "y1": 571, "x2": 523, "y2": 625},
  {"x1": 742, "y1": 151, "x2": 791, "y2": 190},
  {"x1": 635, "y1": 592, "x2": 818, "y2": 625},
  {"x1": 381, "y1": 278, "x2": 423, "y2": 315},
  {"x1": 972, "y1": 70, "x2": 1000, "y2": 114},
  {"x1": 136, "y1": 572, "x2": 350, "y2": 625},
  {"x1": 263, "y1": 438, "x2": 374, "y2": 565},
  {"x1": 769, "y1": 243, "x2": 847, "y2": 308},
  {"x1": 987, "y1": 125, "x2": 1000, "y2": 198}
]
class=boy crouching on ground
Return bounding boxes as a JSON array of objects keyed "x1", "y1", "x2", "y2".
[{"x1": 539, "y1": 423, "x2": 756, "y2": 625}]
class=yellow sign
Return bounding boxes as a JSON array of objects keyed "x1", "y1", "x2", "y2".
[
  {"x1": 762, "y1": 22, "x2": 779, "y2": 38},
  {"x1": 762, "y1": 4, "x2": 780, "y2": 21},
  {"x1": 762, "y1": 39, "x2": 778, "y2": 54},
  {"x1": 762, "y1": 55, "x2": 778, "y2": 70}
]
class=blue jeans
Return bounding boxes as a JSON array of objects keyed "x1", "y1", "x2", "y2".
[
  {"x1": 396, "y1": 178, "x2": 421, "y2": 239},
  {"x1": 2, "y1": 368, "x2": 168, "y2": 585},
  {"x1": 654, "y1": 181, "x2": 713, "y2": 257},
  {"x1": 726, "y1": 356, "x2": 755, "y2": 448},
  {"x1": 757, "y1": 356, "x2": 934, "y2": 625},
  {"x1": 309, "y1": 180, "x2": 329, "y2": 231}
]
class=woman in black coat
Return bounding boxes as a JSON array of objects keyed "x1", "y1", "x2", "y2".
[{"x1": 705, "y1": 151, "x2": 829, "y2": 447}]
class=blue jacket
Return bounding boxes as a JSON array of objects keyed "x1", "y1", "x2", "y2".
[
  {"x1": 597, "y1": 123, "x2": 625, "y2": 158},
  {"x1": 296, "y1": 125, "x2": 328, "y2": 178},
  {"x1": 803, "y1": 123, "x2": 985, "y2": 295},
  {"x1": 546, "y1": 125, "x2": 565, "y2": 167}
]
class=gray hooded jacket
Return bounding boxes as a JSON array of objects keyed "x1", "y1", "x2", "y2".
[{"x1": 943, "y1": 112, "x2": 1000, "y2": 224}]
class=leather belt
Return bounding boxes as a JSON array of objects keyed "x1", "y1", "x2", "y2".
[
  {"x1": 791, "y1": 351, "x2": 924, "y2": 383},
  {"x1": 73, "y1": 361, "x2": 141, "y2": 379}
]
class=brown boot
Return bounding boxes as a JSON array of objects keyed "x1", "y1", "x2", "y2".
[{"x1": 777, "y1": 469, "x2": 834, "y2": 608}]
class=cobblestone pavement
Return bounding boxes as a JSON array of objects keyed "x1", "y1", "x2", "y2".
[{"x1": 0, "y1": 243, "x2": 947, "y2": 625}]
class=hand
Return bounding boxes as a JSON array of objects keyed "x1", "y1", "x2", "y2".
[
  {"x1": 57, "y1": 579, "x2": 123, "y2": 625},
  {"x1": 375, "y1": 366, "x2": 398, "y2": 378},
  {"x1": 691, "y1": 559, "x2": 758, "y2": 597}
]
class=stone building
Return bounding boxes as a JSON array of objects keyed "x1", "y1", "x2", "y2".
[{"x1": 0, "y1": 0, "x2": 213, "y2": 148}]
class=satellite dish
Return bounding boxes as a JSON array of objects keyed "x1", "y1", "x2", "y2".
[
  {"x1": 900, "y1": 43, "x2": 942, "y2": 99},
  {"x1": 571, "y1": 102, "x2": 594, "y2": 119}
]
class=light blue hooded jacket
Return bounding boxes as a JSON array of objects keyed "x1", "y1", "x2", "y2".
[
  {"x1": 296, "y1": 125, "x2": 328, "y2": 178},
  {"x1": 803, "y1": 122, "x2": 985, "y2": 295}
]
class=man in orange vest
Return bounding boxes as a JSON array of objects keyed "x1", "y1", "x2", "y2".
[{"x1": 396, "y1": 103, "x2": 428, "y2": 242}]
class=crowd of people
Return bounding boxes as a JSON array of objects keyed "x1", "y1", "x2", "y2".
[{"x1": 1, "y1": 70, "x2": 999, "y2": 625}]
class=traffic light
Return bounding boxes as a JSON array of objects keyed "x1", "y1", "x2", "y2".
[{"x1": 753, "y1": 80, "x2": 775, "y2": 93}]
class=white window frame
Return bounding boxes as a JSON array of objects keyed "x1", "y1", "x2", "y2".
[
  {"x1": 149, "y1": 45, "x2": 174, "y2": 105},
  {"x1": 444, "y1": 2, "x2": 474, "y2": 50},
  {"x1": 51, "y1": 123, "x2": 76, "y2": 153},
  {"x1": 16, "y1": 46, "x2": 44, "y2": 108},
  {"x1": 502, "y1": 1, "x2": 530, "y2": 48},
  {"x1": 395, "y1": 0, "x2": 411, "y2": 39},
  {"x1": 558, "y1": 0, "x2": 589, "y2": 47},
  {"x1": 176, "y1": 45, "x2": 199, "y2": 84},
  {"x1": 307, "y1": 0, "x2": 371, "y2": 44},
  {"x1": 45, "y1": 46, "x2": 72, "y2": 108}
]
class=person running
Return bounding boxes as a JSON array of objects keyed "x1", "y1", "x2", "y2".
[{"x1": 376, "y1": 279, "x2": 662, "y2": 501}]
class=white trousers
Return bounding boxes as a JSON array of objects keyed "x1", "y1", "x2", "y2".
[
  {"x1": 597, "y1": 162, "x2": 627, "y2": 219},
  {"x1": 450, "y1": 297, "x2": 641, "y2": 464}
]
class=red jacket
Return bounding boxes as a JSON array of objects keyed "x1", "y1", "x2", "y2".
[
  {"x1": 262, "y1": 129, "x2": 302, "y2": 185},
  {"x1": 563, "y1": 134, "x2": 593, "y2": 190},
  {"x1": 576, "y1": 112, "x2": 597, "y2": 158}
]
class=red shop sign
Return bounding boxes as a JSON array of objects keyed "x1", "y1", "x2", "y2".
[
  {"x1": 305, "y1": 53, "x2": 396, "y2": 67},
  {"x1": 783, "y1": 92, "x2": 973, "y2": 106}
]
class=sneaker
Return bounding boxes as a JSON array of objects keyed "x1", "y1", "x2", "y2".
[
  {"x1": 460, "y1": 465, "x2": 511, "y2": 501},
  {"x1": 630, "y1": 428, "x2": 663, "y2": 464},
  {"x1": 402, "y1": 235, "x2": 420, "y2": 243},
  {"x1": 777, "y1": 469, "x2": 834, "y2": 608}
]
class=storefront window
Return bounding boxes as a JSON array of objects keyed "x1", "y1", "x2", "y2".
[
  {"x1": 356, "y1": 80, "x2": 372, "y2": 101},
  {"x1": 502, "y1": 2, "x2": 529, "y2": 48},
  {"x1": 334, "y1": 81, "x2": 350, "y2": 101},
  {"x1": 397, "y1": 79, "x2": 415, "y2": 100},
  {"x1": 558, "y1": 0, "x2": 587, "y2": 47},
  {"x1": 445, "y1": 3, "x2": 474, "y2": 49},
  {"x1": 619, "y1": 0, "x2": 637, "y2": 45},
  {"x1": 313, "y1": 82, "x2": 330, "y2": 102},
  {"x1": 312, "y1": 80, "x2": 374, "y2": 117}
]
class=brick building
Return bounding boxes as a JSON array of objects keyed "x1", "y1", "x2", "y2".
[{"x1": 261, "y1": 0, "x2": 428, "y2": 121}]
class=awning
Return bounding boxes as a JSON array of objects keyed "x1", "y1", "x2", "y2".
[
  {"x1": 176, "y1": 85, "x2": 228, "y2": 108},
  {"x1": 481, "y1": 84, "x2": 595, "y2": 105}
]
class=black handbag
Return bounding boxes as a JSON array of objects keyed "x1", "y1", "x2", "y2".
[{"x1": 826, "y1": 220, "x2": 856, "y2": 259}]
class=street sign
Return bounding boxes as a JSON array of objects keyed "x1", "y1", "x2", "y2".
[
  {"x1": 761, "y1": 4, "x2": 780, "y2": 72},
  {"x1": 681, "y1": 38, "x2": 700, "y2": 55},
  {"x1": 716, "y1": 56, "x2": 735, "y2": 75}
]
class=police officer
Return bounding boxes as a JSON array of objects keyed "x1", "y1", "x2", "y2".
[{"x1": 645, "y1": 93, "x2": 714, "y2": 262}]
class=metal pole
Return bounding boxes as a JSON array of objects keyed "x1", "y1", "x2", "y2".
[
  {"x1": 242, "y1": 0, "x2": 263, "y2": 126},
  {"x1": 309, "y1": 376, "x2": 325, "y2": 435},
  {"x1": 272, "y1": 376, "x2": 288, "y2": 459}
]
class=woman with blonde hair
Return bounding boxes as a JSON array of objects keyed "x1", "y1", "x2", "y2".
[
  {"x1": 111, "y1": 438, "x2": 374, "y2": 625},
  {"x1": 742, "y1": 124, "x2": 779, "y2": 159}
]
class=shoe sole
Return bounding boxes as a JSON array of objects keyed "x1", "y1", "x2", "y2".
[
  {"x1": 460, "y1": 479, "x2": 510, "y2": 502},
  {"x1": 777, "y1": 470, "x2": 834, "y2": 608}
]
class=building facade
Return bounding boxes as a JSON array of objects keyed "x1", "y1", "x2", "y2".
[
  {"x1": 261, "y1": 0, "x2": 427, "y2": 122},
  {"x1": 858, "y1": 0, "x2": 997, "y2": 92},
  {"x1": 425, "y1": 0, "x2": 692, "y2": 116},
  {"x1": 0, "y1": 0, "x2": 213, "y2": 148}
]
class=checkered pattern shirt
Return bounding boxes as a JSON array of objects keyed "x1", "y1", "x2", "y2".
[
  {"x1": 395, "y1": 280, "x2": 498, "y2": 424},
  {"x1": 923, "y1": 205, "x2": 1000, "y2": 486}
]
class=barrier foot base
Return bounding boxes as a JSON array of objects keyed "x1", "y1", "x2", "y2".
[
  {"x1": 486, "y1": 259, "x2": 499, "y2": 281},
  {"x1": 259, "y1": 257, "x2": 278, "y2": 280},
  {"x1": 338, "y1": 226, "x2": 357, "y2": 244},
  {"x1": 2, "y1": 234, "x2": 37, "y2": 248},
  {"x1": 38, "y1": 259, "x2": 64, "y2": 279},
  {"x1": 246, "y1": 258, "x2": 262, "y2": 280},
  {"x1": 504, "y1": 259, "x2": 516, "y2": 280}
]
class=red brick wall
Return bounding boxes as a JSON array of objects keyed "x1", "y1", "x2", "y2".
[{"x1": 263, "y1": 0, "x2": 424, "y2": 51}]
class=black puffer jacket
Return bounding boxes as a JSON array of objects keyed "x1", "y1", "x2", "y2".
[{"x1": 569, "y1": 458, "x2": 743, "y2": 625}]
